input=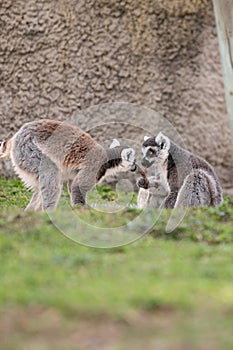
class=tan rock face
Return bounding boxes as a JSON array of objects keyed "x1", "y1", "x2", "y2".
[{"x1": 0, "y1": 0, "x2": 232, "y2": 191}]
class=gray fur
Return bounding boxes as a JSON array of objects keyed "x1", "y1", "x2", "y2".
[
  {"x1": 140, "y1": 133, "x2": 222, "y2": 208},
  {"x1": 137, "y1": 175, "x2": 170, "y2": 209},
  {"x1": 2, "y1": 120, "x2": 136, "y2": 211},
  {"x1": 25, "y1": 191, "x2": 42, "y2": 212},
  {"x1": 137, "y1": 157, "x2": 170, "y2": 209},
  {"x1": 97, "y1": 146, "x2": 136, "y2": 182},
  {"x1": 110, "y1": 139, "x2": 120, "y2": 149}
]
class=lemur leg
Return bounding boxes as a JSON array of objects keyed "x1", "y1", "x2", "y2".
[
  {"x1": 174, "y1": 170, "x2": 213, "y2": 208},
  {"x1": 69, "y1": 168, "x2": 97, "y2": 207},
  {"x1": 25, "y1": 191, "x2": 42, "y2": 212},
  {"x1": 67, "y1": 179, "x2": 72, "y2": 197},
  {"x1": 38, "y1": 156, "x2": 62, "y2": 211},
  {"x1": 137, "y1": 176, "x2": 149, "y2": 209},
  {"x1": 137, "y1": 188, "x2": 150, "y2": 209},
  {"x1": 11, "y1": 164, "x2": 42, "y2": 211}
]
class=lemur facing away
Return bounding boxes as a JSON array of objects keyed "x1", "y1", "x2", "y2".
[
  {"x1": 0, "y1": 120, "x2": 137, "y2": 211},
  {"x1": 137, "y1": 132, "x2": 222, "y2": 209}
]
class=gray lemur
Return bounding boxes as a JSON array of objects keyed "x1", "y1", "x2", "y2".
[
  {"x1": 0, "y1": 119, "x2": 137, "y2": 211},
  {"x1": 137, "y1": 132, "x2": 222, "y2": 208},
  {"x1": 137, "y1": 162, "x2": 170, "y2": 209}
]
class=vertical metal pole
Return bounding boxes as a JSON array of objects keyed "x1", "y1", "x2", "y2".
[{"x1": 212, "y1": 0, "x2": 233, "y2": 138}]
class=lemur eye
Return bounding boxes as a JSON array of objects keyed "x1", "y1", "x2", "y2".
[{"x1": 148, "y1": 148, "x2": 155, "y2": 155}]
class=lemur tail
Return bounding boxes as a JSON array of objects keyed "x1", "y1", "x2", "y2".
[
  {"x1": 205, "y1": 172, "x2": 223, "y2": 207},
  {"x1": 0, "y1": 139, "x2": 12, "y2": 159}
]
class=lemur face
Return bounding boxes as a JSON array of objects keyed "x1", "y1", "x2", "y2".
[
  {"x1": 141, "y1": 132, "x2": 170, "y2": 168},
  {"x1": 109, "y1": 139, "x2": 137, "y2": 172},
  {"x1": 121, "y1": 148, "x2": 137, "y2": 172}
]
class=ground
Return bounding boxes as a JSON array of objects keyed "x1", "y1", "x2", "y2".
[{"x1": 0, "y1": 177, "x2": 232, "y2": 349}]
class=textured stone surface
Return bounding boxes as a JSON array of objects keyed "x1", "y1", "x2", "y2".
[{"x1": 0, "y1": 0, "x2": 232, "y2": 191}]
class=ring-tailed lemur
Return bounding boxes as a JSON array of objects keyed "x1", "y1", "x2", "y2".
[
  {"x1": 137, "y1": 160, "x2": 170, "y2": 209},
  {"x1": 138, "y1": 132, "x2": 222, "y2": 208},
  {"x1": 0, "y1": 120, "x2": 137, "y2": 211}
]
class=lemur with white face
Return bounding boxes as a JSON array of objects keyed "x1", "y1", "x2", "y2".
[
  {"x1": 137, "y1": 151, "x2": 170, "y2": 209},
  {"x1": 0, "y1": 120, "x2": 136, "y2": 211},
  {"x1": 137, "y1": 132, "x2": 222, "y2": 208}
]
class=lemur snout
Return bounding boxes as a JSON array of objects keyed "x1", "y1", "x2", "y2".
[
  {"x1": 130, "y1": 162, "x2": 137, "y2": 172},
  {"x1": 141, "y1": 158, "x2": 154, "y2": 168}
]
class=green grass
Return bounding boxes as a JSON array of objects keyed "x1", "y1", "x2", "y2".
[{"x1": 0, "y1": 177, "x2": 233, "y2": 349}]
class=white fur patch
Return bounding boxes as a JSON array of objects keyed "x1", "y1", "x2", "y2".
[
  {"x1": 110, "y1": 139, "x2": 120, "y2": 149},
  {"x1": 120, "y1": 148, "x2": 136, "y2": 170},
  {"x1": 0, "y1": 141, "x2": 5, "y2": 158},
  {"x1": 155, "y1": 132, "x2": 170, "y2": 150},
  {"x1": 141, "y1": 146, "x2": 147, "y2": 157},
  {"x1": 121, "y1": 148, "x2": 135, "y2": 163}
]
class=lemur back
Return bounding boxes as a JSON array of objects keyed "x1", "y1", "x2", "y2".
[
  {"x1": 140, "y1": 133, "x2": 222, "y2": 209},
  {"x1": 0, "y1": 120, "x2": 136, "y2": 211}
]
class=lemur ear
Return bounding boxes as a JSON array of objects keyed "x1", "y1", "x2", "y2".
[
  {"x1": 144, "y1": 136, "x2": 150, "y2": 142},
  {"x1": 110, "y1": 139, "x2": 120, "y2": 149},
  {"x1": 121, "y1": 148, "x2": 135, "y2": 161},
  {"x1": 0, "y1": 140, "x2": 5, "y2": 148},
  {"x1": 155, "y1": 132, "x2": 170, "y2": 150},
  {"x1": 0, "y1": 140, "x2": 6, "y2": 158}
]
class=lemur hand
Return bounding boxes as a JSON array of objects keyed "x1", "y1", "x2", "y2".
[{"x1": 137, "y1": 177, "x2": 149, "y2": 189}]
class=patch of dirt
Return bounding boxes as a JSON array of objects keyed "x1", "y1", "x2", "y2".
[{"x1": 0, "y1": 305, "x2": 226, "y2": 350}]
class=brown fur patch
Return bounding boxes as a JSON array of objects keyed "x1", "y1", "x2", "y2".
[
  {"x1": 33, "y1": 120, "x2": 60, "y2": 141},
  {"x1": 63, "y1": 134, "x2": 98, "y2": 168}
]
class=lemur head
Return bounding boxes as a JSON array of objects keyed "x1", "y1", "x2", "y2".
[
  {"x1": 141, "y1": 132, "x2": 170, "y2": 168},
  {"x1": 108, "y1": 139, "x2": 137, "y2": 172}
]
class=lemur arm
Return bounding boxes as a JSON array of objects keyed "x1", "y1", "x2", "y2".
[{"x1": 136, "y1": 168, "x2": 149, "y2": 189}]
